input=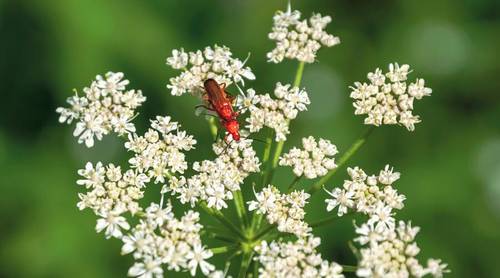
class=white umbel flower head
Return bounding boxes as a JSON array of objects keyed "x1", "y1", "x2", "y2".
[
  {"x1": 164, "y1": 138, "x2": 260, "y2": 210},
  {"x1": 56, "y1": 72, "x2": 146, "y2": 147},
  {"x1": 324, "y1": 165, "x2": 405, "y2": 230},
  {"x1": 280, "y1": 136, "x2": 338, "y2": 179},
  {"x1": 248, "y1": 185, "x2": 311, "y2": 237},
  {"x1": 245, "y1": 83, "x2": 310, "y2": 141},
  {"x1": 125, "y1": 116, "x2": 196, "y2": 180},
  {"x1": 166, "y1": 45, "x2": 255, "y2": 96},
  {"x1": 350, "y1": 63, "x2": 432, "y2": 131},
  {"x1": 77, "y1": 162, "x2": 147, "y2": 217},
  {"x1": 355, "y1": 220, "x2": 449, "y2": 278},
  {"x1": 254, "y1": 236, "x2": 344, "y2": 278},
  {"x1": 122, "y1": 202, "x2": 217, "y2": 277},
  {"x1": 267, "y1": 4, "x2": 340, "y2": 63}
]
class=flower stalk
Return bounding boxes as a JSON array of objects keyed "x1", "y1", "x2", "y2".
[
  {"x1": 266, "y1": 61, "x2": 306, "y2": 185},
  {"x1": 200, "y1": 203, "x2": 247, "y2": 241}
]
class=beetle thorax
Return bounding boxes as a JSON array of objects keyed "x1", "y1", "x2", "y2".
[{"x1": 218, "y1": 104, "x2": 233, "y2": 120}]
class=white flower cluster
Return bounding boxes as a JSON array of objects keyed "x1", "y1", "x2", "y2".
[
  {"x1": 280, "y1": 136, "x2": 338, "y2": 179},
  {"x1": 248, "y1": 185, "x2": 311, "y2": 237},
  {"x1": 76, "y1": 162, "x2": 147, "y2": 239},
  {"x1": 125, "y1": 116, "x2": 196, "y2": 182},
  {"x1": 166, "y1": 45, "x2": 255, "y2": 96},
  {"x1": 354, "y1": 220, "x2": 449, "y2": 278},
  {"x1": 164, "y1": 138, "x2": 260, "y2": 210},
  {"x1": 244, "y1": 83, "x2": 310, "y2": 141},
  {"x1": 57, "y1": 72, "x2": 146, "y2": 147},
  {"x1": 324, "y1": 165, "x2": 405, "y2": 231},
  {"x1": 254, "y1": 236, "x2": 344, "y2": 278},
  {"x1": 350, "y1": 63, "x2": 432, "y2": 131},
  {"x1": 267, "y1": 5, "x2": 340, "y2": 63},
  {"x1": 122, "y1": 202, "x2": 219, "y2": 278}
]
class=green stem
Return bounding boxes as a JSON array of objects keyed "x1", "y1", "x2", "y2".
[
  {"x1": 250, "y1": 213, "x2": 263, "y2": 238},
  {"x1": 207, "y1": 117, "x2": 218, "y2": 140},
  {"x1": 310, "y1": 214, "x2": 340, "y2": 228},
  {"x1": 224, "y1": 249, "x2": 242, "y2": 275},
  {"x1": 309, "y1": 126, "x2": 375, "y2": 194},
  {"x1": 293, "y1": 61, "x2": 305, "y2": 87},
  {"x1": 234, "y1": 190, "x2": 249, "y2": 228},
  {"x1": 252, "y1": 130, "x2": 274, "y2": 234},
  {"x1": 200, "y1": 203, "x2": 247, "y2": 240},
  {"x1": 252, "y1": 224, "x2": 275, "y2": 241},
  {"x1": 259, "y1": 131, "x2": 274, "y2": 188},
  {"x1": 341, "y1": 265, "x2": 358, "y2": 273},
  {"x1": 348, "y1": 240, "x2": 361, "y2": 260},
  {"x1": 265, "y1": 61, "x2": 306, "y2": 186},
  {"x1": 253, "y1": 259, "x2": 259, "y2": 278},
  {"x1": 210, "y1": 245, "x2": 234, "y2": 255},
  {"x1": 287, "y1": 175, "x2": 302, "y2": 192},
  {"x1": 238, "y1": 251, "x2": 254, "y2": 278},
  {"x1": 207, "y1": 232, "x2": 238, "y2": 244}
]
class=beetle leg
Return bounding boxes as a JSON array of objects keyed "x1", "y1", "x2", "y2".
[
  {"x1": 195, "y1": 104, "x2": 215, "y2": 111},
  {"x1": 201, "y1": 92, "x2": 210, "y2": 102}
]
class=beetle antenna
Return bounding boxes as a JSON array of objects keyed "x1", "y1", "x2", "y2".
[
  {"x1": 215, "y1": 137, "x2": 233, "y2": 156},
  {"x1": 241, "y1": 136, "x2": 269, "y2": 145}
]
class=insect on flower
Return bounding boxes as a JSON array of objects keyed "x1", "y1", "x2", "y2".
[{"x1": 200, "y1": 78, "x2": 241, "y2": 141}]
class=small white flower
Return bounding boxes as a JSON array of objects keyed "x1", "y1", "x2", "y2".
[
  {"x1": 96, "y1": 210, "x2": 130, "y2": 239},
  {"x1": 77, "y1": 162, "x2": 106, "y2": 188},
  {"x1": 354, "y1": 221, "x2": 386, "y2": 245},
  {"x1": 425, "y1": 258, "x2": 450, "y2": 278},
  {"x1": 128, "y1": 257, "x2": 163, "y2": 278},
  {"x1": 324, "y1": 188, "x2": 354, "y2": 216},
  {"x1": 145, "y1": 203, "x2": 173, "y2": 228},
  {"x1": 368, "y1": 203, "x2": 395, "y2": 232},
  {"x1": 166, "y1": 48, "x2": 189, "y2": 69},
  {"x1": 121, "y1": 230, "x2": 149, "y2": 255},
  {"x1": 185, "y1": 244, "x2": 215, "y2": 276},
  {"x1": 235, "y1": 88, "x2": 259, "y2": 113}
]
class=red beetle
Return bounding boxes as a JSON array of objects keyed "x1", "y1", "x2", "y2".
[{"x1": 202, "y1": 79, "x2": 240, "y2": 141}]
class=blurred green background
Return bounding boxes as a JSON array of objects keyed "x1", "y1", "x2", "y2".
[{"x1": 1, "y1": 0, "x2": 500, "y2": 277}]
